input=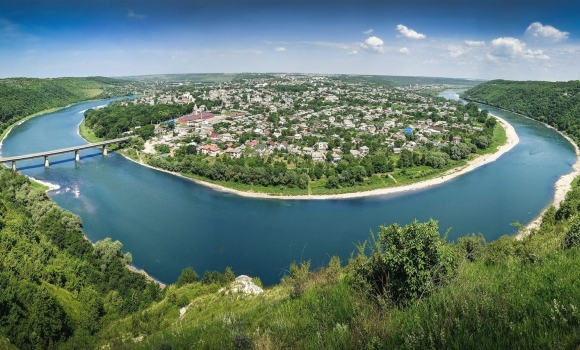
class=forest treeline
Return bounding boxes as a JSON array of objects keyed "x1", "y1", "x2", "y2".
[
  {"x1": 0, "y1": 77, "x2": 128, "y2": 137},
  {"x1": 0, "y1": 169, "x2": 163, "y2": 349},
  {"x1": 461, "y1": 79, "x2": 580, "y2": 142}
]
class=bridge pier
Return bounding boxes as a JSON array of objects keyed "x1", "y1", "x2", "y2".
[{"x1": 0, "y1": 136, "x2": 130, "y2": 169}]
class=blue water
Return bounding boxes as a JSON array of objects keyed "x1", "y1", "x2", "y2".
[{"x1": 1, "y1": 91, "x2": 575, "y2": 285}]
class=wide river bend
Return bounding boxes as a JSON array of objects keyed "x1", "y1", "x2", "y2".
[{"x1": 0, "y1": 91, "x2": 575, "y2": 285}]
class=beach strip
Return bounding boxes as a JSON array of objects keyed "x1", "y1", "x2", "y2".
[{"x1": 519, "y1": 124, "x2": 580, "y2": 237}]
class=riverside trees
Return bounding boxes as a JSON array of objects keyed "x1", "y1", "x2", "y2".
[
  {"x1": 0, "y1": 169, "x2": 162, "y2": 349},
  {"x1": 462, "y1": 79, "x2": 580, "y2": 143}
]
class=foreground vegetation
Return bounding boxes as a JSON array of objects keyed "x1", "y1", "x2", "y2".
[
  {"x1": 38, "y1": 177, "x2": 580, "y2": 349},
  {"x1": 3, "y1": 158, "x2": 580, "y2": 348},
  {"x1": 0, "y1": 169, "x2": 163, "y2": 349}
]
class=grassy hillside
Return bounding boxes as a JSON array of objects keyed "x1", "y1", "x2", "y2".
[
  {"x1": 4, "y1": 163, "x2": 580, "y2": 349},
  {"x1": 80, "y1": 179, "x2": 580, "y2": 349},
  {"x1": 0, "y1": 77, "x2": 129, "y2": 138},
  {"x1": 0, "y1": 169, "x2": 163, "y2": 349},
  {"x1": 461, "y1": 79, "x2": 580, "y2": 142}
]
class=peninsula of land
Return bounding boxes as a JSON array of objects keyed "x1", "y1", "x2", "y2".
[
  {"x1": 80, "y1": 74, "x2": 517, "y2": 199},
  {"x1": 118, "y1": 113, "x2": 518, "y2": 200}
]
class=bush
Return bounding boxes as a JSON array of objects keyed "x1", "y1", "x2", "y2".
[
  {"x1": 287, "y1": 261, "x2": 311, "y2": 299},
  {"x1": 176, "y1": 267, "x2": 198, "y2": 287},
  {"x1": 200, "y1": 267, "x2": 236, "y2": 287},
  {"x1": 457, "y1": 233, "x2": 486, "y2": 262},
  {"x1": 352, "y1": 220, "x2": 456, "y2": 305},
  {"x1": 564, "y1": 216, "x2": 580, "y2": 249}
]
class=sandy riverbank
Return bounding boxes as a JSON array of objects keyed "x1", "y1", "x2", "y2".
[
  {"x1": 128, "y1": 265, "x2": 166, "y2": 289},
  {"x1": 120, "y1": 113, "x2": 519, "y2": 200},
  {"x1": 25, "y1": 176, "x2": 60, "y2": 191},
  {"x1": 518, "y1": 125, "x2": 580, "y2": 238}
]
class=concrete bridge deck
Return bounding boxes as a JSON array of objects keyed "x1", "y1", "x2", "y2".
[{"x1": 0, "y1": 137, "x2": 131, "y2": 170}]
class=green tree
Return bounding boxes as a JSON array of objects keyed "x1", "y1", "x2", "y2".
[
  {"x1": 474, "y1": 135, "x2": 491, "y2": 149},
  {"x1": 485, "y1": 117, "x2": 497, "y2": 129},
  {"x1": 154, "y1": 144, "x2": 171, "y2": 154},
  {"x1": 93, "y1": 237, "x2": 132, "y2": 271},
  {"x1": 176, "y1": 267, "x2": 199, "y2": 287}
]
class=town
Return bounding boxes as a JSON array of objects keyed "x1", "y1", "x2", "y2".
[{"x1": 83, "y1": 74, "x2": 498, "y2": 194}]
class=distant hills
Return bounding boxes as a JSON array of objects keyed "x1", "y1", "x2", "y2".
[
  {"x1": 0, "y1": 77, "x2": 130, "y2": 137},
  {"x1": 462, "y1": 79, "x2": 580, "y2": 143},
  {"x1": 118, "y1": 72, "x2": 485, "y2": 87}
]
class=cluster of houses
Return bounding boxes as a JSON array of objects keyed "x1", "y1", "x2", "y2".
[{"x1": 134, "y1": 75, "x2": 481, "y2": 161}]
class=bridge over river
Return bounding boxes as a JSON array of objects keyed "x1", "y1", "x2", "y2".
[{"x1": 0, "y1": 137, "x2": 131, "y2": 170}]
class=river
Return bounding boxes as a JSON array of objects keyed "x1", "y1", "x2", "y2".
[{"x1": 0, "y1": 91, "x2": 575, "y2": 285}]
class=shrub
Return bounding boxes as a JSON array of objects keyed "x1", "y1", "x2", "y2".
[
  {"x1": 176, "y1": 267, "x2": 198, "y2": 287},
  {"x1": 287, "y1": 261, "x2": 311, "y2": 299},
  {"x1": 564, "y1": 216, "x2": 580, "y2": 249},
  {"x1": 352, "y1": 220, "x2": 456, "y2": 305},
  {"x1": 457, "y1": 233, "x2": 486, "y2": 262}
]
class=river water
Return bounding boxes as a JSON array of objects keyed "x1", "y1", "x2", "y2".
[{"x1": 0, "y1": 91, "x2": 575, "y2": 285}]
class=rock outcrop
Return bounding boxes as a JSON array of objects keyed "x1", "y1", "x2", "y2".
[{"x1": 229, "y1": 275, "x2": 263, "y2": 295}]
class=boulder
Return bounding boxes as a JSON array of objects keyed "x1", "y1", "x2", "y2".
[{"x1": 230, "y1": 275, "x2": 263, "y2": 295}]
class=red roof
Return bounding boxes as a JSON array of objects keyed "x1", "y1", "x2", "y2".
[{"x1": 178, "y1": 112, "x2": 214, "y2": 122}]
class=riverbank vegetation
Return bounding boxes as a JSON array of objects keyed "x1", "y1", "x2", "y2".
[
  {"x1": 0, "y1": 169, "x2": 163, "y2": 349},
  {"x1": 0, "y1": 77, "x2": 134, "y2": 140},
  {"x1": 461, "y1": 79, "x2": 580, "y2": 143}
]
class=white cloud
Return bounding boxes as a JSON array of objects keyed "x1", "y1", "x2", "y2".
[
  {"x1": 274, "y1": 47, "x2": 286, "y2": 52},
  {"x1": 448, "y1": 45, "x2": 463, "y2": 57},
  {"x1": 360, "y1": 36, "x2": 385, "y2": 53},
  {"x1": 525, "y1": 22, "x2": 568, "y2": 43},
  {"x1": 348, "y1": 50, "x2": 358, "y2": 55},
  {"x1": 398, "y1": 47, "x2": 409, "y2": 54},
  {"x1": 363, "y1": 29, "x2": 373, "y2": 35},
  {"x1": 490, "y1": 37, "x2": 548, "y2": 60},
  {"x1": 127, "y1": 10, "x2": 146, "y2": 19},
  {"x1": 465, "y1": 40, "x2": 485, "y2": 46},
  {"x1": 396, "y1": 24, "x2": 426, "y2": 40}
]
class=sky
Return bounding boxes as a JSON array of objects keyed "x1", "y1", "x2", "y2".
[{"x1": 1, "y1": 0, "x2": 580, "y2": 80}]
